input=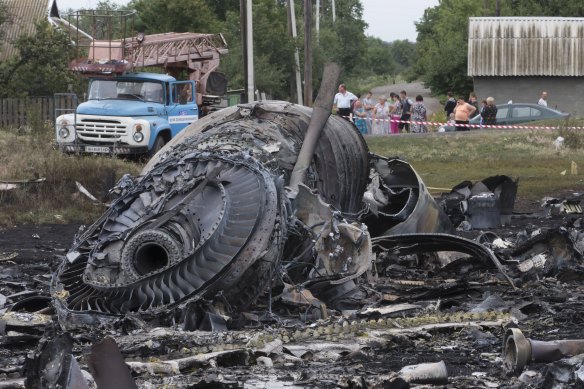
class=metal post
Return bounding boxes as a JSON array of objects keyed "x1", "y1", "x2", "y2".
[
  {"x1": 288, "y1": 0, "x2": 303, "y2": 105},
  {"x1": 315, "y1": 0, "x2": 320, "y2": 43},
  {"x1": 331, "y1": 0, "x2": 336, "y2": 23},
  {"x1": 303, "y1": 0, "x2": 313, "y2": 107},
  {"x1": 246, "y1": 0, "x2": 255, "y2": 103},
  {"x1": 240, "y1": 0, "x2": 247, "y2": 102},
  {"x1": 289, "y1": 62, "x2": 340, "y2": 193}
]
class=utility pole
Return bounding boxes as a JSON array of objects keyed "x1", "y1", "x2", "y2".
[
  {"x1": 331, "y1": 0, "x2": 336, "y2": 23},
  {"x1": 315, "y1": 0, "x2": 320, "y2": 43},
  {"x1": 287, "y1": 0, "x2": 303, "y2": 105},
  {"x1": 240, "y1": 0, "x2": 255, "y2": 103},
  {"x1": 304, "y1": 0, "x2": 313, "y2": 107},
  {"x1": 496, "y1": 0, "x2": 500, "y2": 16}
]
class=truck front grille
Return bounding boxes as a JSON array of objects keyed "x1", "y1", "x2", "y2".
[{"x1": 77, "y1": 119, "x2": 128, "y2": 141}]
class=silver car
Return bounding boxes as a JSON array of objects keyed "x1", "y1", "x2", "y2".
[{"x1": 469, "y1": 103, "x2": 569, "y2": 126}]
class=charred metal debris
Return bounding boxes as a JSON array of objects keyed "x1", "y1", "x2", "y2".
[
  {"x1": 51, "y1": 100, "x2": 482, "y2": 329},
  {"x1": 4, "y1": 100, "x2": 584, "y2": 387}
]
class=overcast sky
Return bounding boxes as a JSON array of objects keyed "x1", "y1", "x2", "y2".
[
  {"x1": 361, "y1": 0, "x2": 440, "y2": 42},
  {"x1": 56, "y1": 0, "x2": 438, "y2": 42}
]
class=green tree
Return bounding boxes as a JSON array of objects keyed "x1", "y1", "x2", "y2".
[
  {"x1": 129, "y1": 0, "x2": 222, "y2": 33},
  {"x1": 0, "y1": 20, "x2": 76, "y2": 97},
  {"x1": 124, "y1": 0, "x2": 369, "y2": 100},
  {"x1": 221, "y1": 0, "x2": 295, "y2": 99},
  {"x1": 414, "y1": 0, "x2": 584, "y2": 97},
  {"x1": 362, "y1": 37, "x2": 396, "y2": 75},
  {"x1": 504, "y1": 0, "x2": 584, "y2": 17},
  {"x1": 0, "y1": 0, "x2": 10, "y2": 50},
  {"x1": 316, "y1": 0, "x2": 367, "y2": 76},
  {"x1": 414, "y1": 0, "x2": 482, "y2": 96},
  {"x1": 387, "y1": 39, "x2": 416, "y2": 70},
  {"x1": 204, "y1": 0, "x2": 239, "y2": 21},
  {"x1": 0, "y1": 0, "x2": 8, "y2": 33}
]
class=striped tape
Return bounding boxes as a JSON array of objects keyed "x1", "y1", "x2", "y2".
[{"x1": 347, "y1": 115, "x2": 581, "y2": 130}]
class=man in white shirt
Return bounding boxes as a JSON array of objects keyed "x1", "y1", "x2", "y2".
[
  {"x1": 333, "y1": 84, "x2": 357, "y2": 120},
  {"x1": 538, "y1": 91, "x2": 548, "y2": 107}
]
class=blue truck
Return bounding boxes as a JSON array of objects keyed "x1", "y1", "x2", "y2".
[
  {"x1": 55, "y1": 10, "x2": 228, "y2": 157},
  {"x1": 55, "y1": 73, "x2": 199, "y2": 157}
]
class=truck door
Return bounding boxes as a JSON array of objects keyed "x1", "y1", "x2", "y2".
[{"x1": 167, "y1": 81, "x2": 198, "y2": 136}]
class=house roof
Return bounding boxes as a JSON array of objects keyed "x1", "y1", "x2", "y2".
[
  {"x1": 0, "y1": 0, "x2": 60, "y2": 61},
  {"x1": 468, "y1": 17, "x2": 584, "y2": 77}
]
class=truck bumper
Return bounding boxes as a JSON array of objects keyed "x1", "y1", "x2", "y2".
[{"x1": 57, "y1": 143, "x2": 149, "y2": 155}]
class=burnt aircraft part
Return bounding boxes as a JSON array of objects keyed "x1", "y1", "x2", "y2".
[
  {"x1": 510, "y1": 228, "x2": 584, "y2": 280},
  {"x1": 440, "y1": 175, "x2": 518, "y2": 229},
  {"x1": 372, "y1": 233, "x2": 515, "y2": 288},
  {"x1": 88, "y1": 337, "x2": 138, "y2": 389},
  {"x1": 54, "y1": 152, "x2": 287, "y2": 322},
  {"x1": 363, "y1": 157, "x2": 453, "y2": 236},
  {"x1": 25, "y1": 330, "x2": 89, "y2": 389},
  {"x1": 53, "y1": 100, "x2": 369, "y2": 324},
  {"x1": 504, "y1": 328, "x2": 584, "y2": 374},
  {"x1": 146, "y1": 101, "x2": 369, "y2": 214}
]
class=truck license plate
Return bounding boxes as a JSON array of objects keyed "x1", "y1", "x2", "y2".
[{"x1": 85, "y1": 146, "x2": 110, "y2": 153}]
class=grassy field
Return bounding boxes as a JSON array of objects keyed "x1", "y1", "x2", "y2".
[
  {"x1": 0, "y1": 125, "x2": 141, "y2": 226},
  {"x1": 1, "y1": 120, "x2": 584, "y2": 226},
  {"x1": 366, "y1": 125, "x2": 584, "y2": 210}
]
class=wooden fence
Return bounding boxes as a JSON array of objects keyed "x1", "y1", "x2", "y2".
[{"x1": 0, "y1": 95, "x2": 78, "y2": 128}]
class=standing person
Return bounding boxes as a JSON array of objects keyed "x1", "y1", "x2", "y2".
[
  {"x1": 444, "y1": 91, "x2": 456, "y2": 119},
  {"x1": 453, "y1": 96, "x2": 476, "y2": 131},
  {"x1": 481, "y1": 97, "x2": 498, "y2": 127},
  {"x1": 479, "y1": 99, "x2": 487, "y2": 128},
  {"x1": 362, "y1": 91, "x2": 375, "y2": 133},
  {"x1": 538, "y1": 91, "x2": 548, "y2": 107},
  {"x1": 372, "y1": 95, "x2": 390, "y2": 135},
  {"x1": 351, "y1": 93, "x2": 362, "y2": 111},
  {"x1": 468, "y1": 92, "x2": 479, "y2": 111},
  {"x1": 352, "y1": 100, "x2": 368, "y2": 135},
  {"x1": 410, "y1": 95, "x2": 428, "y2": 133},
  {"x1": 389, "y1": 92, "x2": 401, "y2": 135},
  {"x1": 399, "y1": 90, "x2": 413, "y2": 133},
  {"x1": 333, "y1": 84, "x2": 357, "y2": 120}
]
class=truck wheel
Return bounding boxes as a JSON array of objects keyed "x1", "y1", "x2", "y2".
[{"x1": 149, "y1": 135, "x2": 166, "y2": 158}]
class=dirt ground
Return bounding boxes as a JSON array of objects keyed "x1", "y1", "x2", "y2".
[
  {"x1": 2, "y1": 188, "x2": 584, "y2": 388},
  {"x1": 371, "y1": 81, "x2": 442, "y2": 118}
]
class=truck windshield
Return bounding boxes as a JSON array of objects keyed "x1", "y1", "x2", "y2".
[{"x1": 88, "y1": 80, "x2": 165, "y2": 103}]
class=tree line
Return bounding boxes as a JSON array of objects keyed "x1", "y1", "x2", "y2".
[
  {"x1": 414, "y1": 0, "x2": 584, "y2": 97},
  {"x1": 1, "y1": 0, "x2": 582, "y2": 100},
  {"x1": 0, "y1": 0, "x2": 415, "y2": 99}
]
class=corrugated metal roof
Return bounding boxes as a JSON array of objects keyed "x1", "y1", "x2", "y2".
[
  {"x1": 468, "y1": 17, "x2": 584, "y2": 77},
  {"x1": 0, "y1": 0, "x2": 55, "y2": 62}
]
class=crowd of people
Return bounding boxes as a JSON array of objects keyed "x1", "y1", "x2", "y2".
[
  {"x1": 333, "y1": 84, "x2": 429, "y2": 135},
  {"x1": 447, "y1": 91, "x2": 500, "y2": 131},
  {"x1": 333, "y1": 84, "x2": 551, "y2": 134}
]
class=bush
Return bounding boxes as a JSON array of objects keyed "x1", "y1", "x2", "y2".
[{"x1": 557, "y1": 120, "x2": 584, "y2": 150}]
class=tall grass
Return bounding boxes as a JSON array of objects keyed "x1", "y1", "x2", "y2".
[
  {"x1": 366, "y1": 120, "x2": 584, "y2": 209},
  {"x1": 0, "y1": 124, "x2": 142, "y2": 226},
  {"x1": 2, "y1": 118, "x2": 584, "y2": 225}
]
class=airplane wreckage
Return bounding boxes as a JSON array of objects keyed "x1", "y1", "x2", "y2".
[{"x1": 3, "y1": 65, "x2": 584, "y2": 388}]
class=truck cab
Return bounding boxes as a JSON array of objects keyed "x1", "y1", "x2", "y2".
[{"x1": 56, "y1": 73, "x2": 197, "y2": 156}]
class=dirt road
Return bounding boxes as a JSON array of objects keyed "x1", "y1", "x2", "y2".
[{"x1": 370, "y1": 81, "x2": 442, "y2": 118}]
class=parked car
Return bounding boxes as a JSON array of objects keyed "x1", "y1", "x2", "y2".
[
  {"x1": 469, "y1": 103, "x2": 569, "y2": 127},
  {"x1": 441, "y1": 103, "x2": 570, "y2": 132}
]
